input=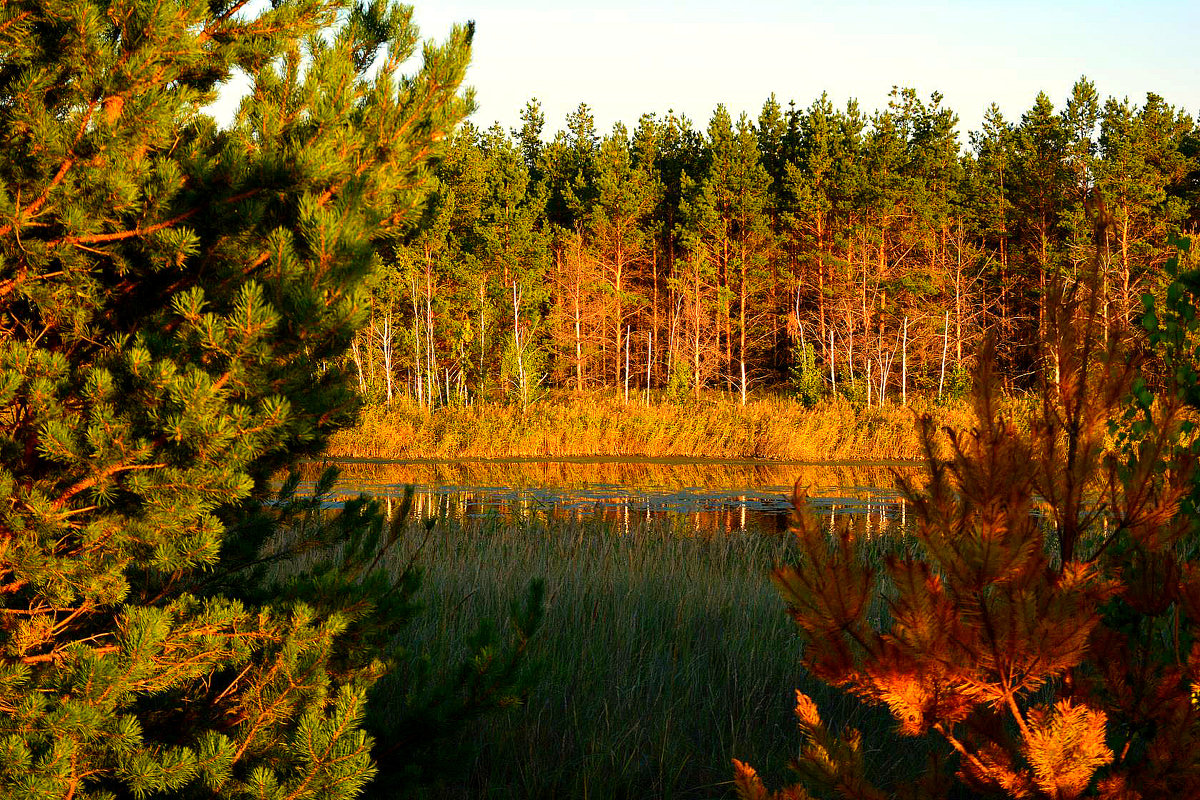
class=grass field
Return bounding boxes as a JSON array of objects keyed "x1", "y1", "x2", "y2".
[{"x1": 367, "y1": 512, "x2": 937, "y2": 799}]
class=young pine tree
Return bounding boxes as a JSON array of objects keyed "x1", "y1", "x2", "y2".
[
  {"x1": 737, "y1": 238, "x2": 1200, "y2": 799},
  {"x1": 0, "y1": 1, "x2": 509, "y2": 797}
]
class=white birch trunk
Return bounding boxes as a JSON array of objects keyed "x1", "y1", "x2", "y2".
[
  {"x1": 645, "y1": 330, "x2": 652, "y2": 405},
  {"x1": 866, "y1": 359, "x2": 872, "y2": 406},
  {"x1": 939, "y1": 310, "x2": 949, "y2": 400},
  {"x1": 350, "y1": 333, "x2": 367, "y2": 396},
  {"x1": 624, "y1": 327, "x2": 631, "y2": 405},
  {"x1": 378, "y1": 308, "x2": 395, "y2": 405},
  {"x1": 829, "y1": 327, "x2": 836, "y2": 393},
  {"x1": 512, "y1": 281, "x2": 526, "y2": 407}
]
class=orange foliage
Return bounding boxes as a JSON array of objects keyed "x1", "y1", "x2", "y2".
[
  {"x1": 732, "y1": 759, "x2": 815, "y2": 800},
  {"x1": 1022, "y1": 700, "x2": 1112, "y2": 797},
  {"x1": 741, "y1": 271, "x2": 1200, "y2": 798}
]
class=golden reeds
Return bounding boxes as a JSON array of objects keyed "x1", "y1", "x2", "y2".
[{"x1": 327, "y1": 392, "x2": 1023, "y2": 462}]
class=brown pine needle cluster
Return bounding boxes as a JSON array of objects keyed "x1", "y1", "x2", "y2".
[{"x1": 741, "y1": 248, "x2": 1200, "y2": 799}]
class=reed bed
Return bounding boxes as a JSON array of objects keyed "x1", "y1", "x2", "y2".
[
  {"x1": 369, "y1": 514, "x2": 933, "y2": 799},
  {"x1": 327, "y1": 392, "x2": 1019, "y2": 462}
]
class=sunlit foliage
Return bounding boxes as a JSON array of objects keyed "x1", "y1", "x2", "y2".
[{"x1": 746, "y1": 239, "x2": 1200, "y2": 798}]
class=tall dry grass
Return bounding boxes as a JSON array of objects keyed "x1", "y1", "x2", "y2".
[{"x1": 327, "y1": 392, "x2": 1027, "y2": 462}]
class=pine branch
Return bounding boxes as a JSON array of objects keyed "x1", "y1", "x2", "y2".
[
  {"x1": 20, "y1": 644, "x2": 118, "y2": 664},
  {"x1": 0, "y1": 158, "x2": 75, "y2": 239},
  {"x1": 51, "y1": 459, "x2": 166, "y2": 511}
]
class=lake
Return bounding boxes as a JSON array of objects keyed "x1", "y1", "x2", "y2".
[{"x1": 299, "y1": 457, "x2": 924, "y2": 535}]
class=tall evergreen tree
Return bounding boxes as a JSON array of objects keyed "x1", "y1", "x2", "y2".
[
  {"x1": 680, "y1": 107, "x2": 773, "y2": 396},
  {"x1": 541, "y1": 102, "x2": 600, "y2": 231},
  {"x1": 967, "y1": 104, "x2": 1018, "y2": 366},
  {"x1": 1096, "y1": 93, "x2": 1195, "y2": 329},
  {"x1": 1062, "y1": 76, "x2": 1102, "y2": 200},
  {"x1": 0, "y1": 0, "x2": 478, "y2": 796},
  {"x1": 514, "y1": 98, "x2": 546, "y2": 184},
  {"x1": 1011, "y1": 91, "x2": 1071, "y2": 347},
  {"x1": 1060, "y1": 77, "x2": 1103, "y2": 276},
  {"x1": 473, "y1": 123, "x2": 549, "y2": 403},
  {"x1": 756, "y1": 93, "x2": 789, "y2": 196},
  {"x1": 589, "y1": 122, "x2": 660, "y2": 385},
  {"x1": 782, "y1": 93, "x2": 838, "y2": 357}
]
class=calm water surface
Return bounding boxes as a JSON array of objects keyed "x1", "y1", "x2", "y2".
[{"x1": 299, "y1": 457, "x2": 924, "y2": 535}]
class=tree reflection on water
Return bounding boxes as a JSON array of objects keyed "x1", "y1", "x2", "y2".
[{"x1": 294, "y1": 457, "x2": 924, "y2": 535}]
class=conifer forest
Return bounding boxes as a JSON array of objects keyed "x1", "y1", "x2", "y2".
[{"x1": 357, "y1": 81, "x2": 1200, "y2": 407}]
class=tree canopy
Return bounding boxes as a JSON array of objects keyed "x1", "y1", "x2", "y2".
[{"x1": 350, "y1": 80, "x2": 1200, "y2": 407}]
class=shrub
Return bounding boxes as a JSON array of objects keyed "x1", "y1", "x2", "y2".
[{"x1": 790, "y1": 342, "x2": 825, "y2": 408}]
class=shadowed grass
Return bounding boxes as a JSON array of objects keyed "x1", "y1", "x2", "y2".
[
  {"x1": 368, "y1": 513, "x2": 936, "y2": 799},
  {"x1": 328, "y1": 392, "x2": 1026, "y2": 462}
]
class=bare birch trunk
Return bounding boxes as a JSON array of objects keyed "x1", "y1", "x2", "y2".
[
  {"x1": 652, "y1": 240, "x2": 659, "y2": 388},
  {"x1": 667, "y1": 295, "x2": 678, "y2": 386},
  {"x1": 573, "y1": 283, "x2": 583, "y2": 393},
  {"x1": 350, "y1": 333, "x2": 367, "y2": 396},
  {"x1": 624, "y1": 327, "x2": 630, "y2": 405},
  {"x1": 866, "y1": 359, "x2": 872, "y2": 406},
  {"x1": 693, "y1": 262, "x2": 702, "y2": 400},
  {"x1": 614, "y1": 242, "x2": 624, "y2": 387},
  {"x1": 425, "y1": 263, "x2": 436, "y2": 408},
  {"x1": 382, "y1": 307, "x2": 394, "y2": 404},
  {"x1": 478, "y1": 283, "x2": 486, "y2": 401},
  {"x1": 645, "y1": 330, "x2": 652, "y2": 405},
  {"x1": 829, "y1": 327, "x2": 835, "y2": 393},
  {"x1": 739, "y1": 241, "x2": 747, "y2": 403},
  {"x1": 513, "y1": 282, "x2": 526, "y2": 407},
  {"x1": 939, "y1": 309, "x2": 949, "y2": 400},
  {"x1": 954, "y1": 244, "x2": 963, "y2": 367},
  {"x1": 846, "y1": 306, "x2": 854, "y2": 382}
]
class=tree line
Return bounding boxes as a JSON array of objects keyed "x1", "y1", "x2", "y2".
[{"x1": 352, "y1": 78, "x2": 1200, "y2": 406}]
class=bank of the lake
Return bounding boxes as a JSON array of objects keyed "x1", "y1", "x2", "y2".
[{"x1": 328, "y1": 392, "x2": 1031, "y2": 462}]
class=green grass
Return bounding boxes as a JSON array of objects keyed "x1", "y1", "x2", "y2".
[
  {"x1": 328, "y1": 391, "x2": 1008, "y2": 462},
  {"x1": 372, "y1": 513, "x2": 936, "y2": 799}
]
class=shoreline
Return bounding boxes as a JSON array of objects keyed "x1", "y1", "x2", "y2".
[
  {"x1": 310, "y1": 453, "x2": 923, "y2": 466},
  {"x1": 325, "y1": 393, "x2": 1018, "y2": 463}
]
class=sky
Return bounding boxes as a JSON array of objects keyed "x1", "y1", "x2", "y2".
[{"x1": 394, "y1": 0, "x2": 1200, "y2": 142}]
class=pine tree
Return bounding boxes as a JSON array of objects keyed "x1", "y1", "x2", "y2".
[
  {"x1": 967, "y1": 104, "x2": 1017, "y2": 367},
  {"x1": 679, "y1": 107, "x2": 773, "y2": 397},
  {"x1": 541, "y1": 102, "x2": 600, "y2": 232},
  {"x1": 0, "y1": 0, "x2": 481, "y2": 796},
  {"x1": 473, "y1": 123, "x2": 549, "y2": 404},
  {"x1": 756, "y1": 93, "x2": 789, "y2": 196},
  {"x1": 737, "y1": 240, "x2": 1200, "y2": 798},
  {"x1": 514, "y1": 98, "x2": 547, "y2": 184},
  {"x1": 589, "y1": 122, "x2": 660, "y2": 386},
  {"x1": 897, "y1": 89, "x2": 968, "y2": 389},
  {"x1": 1096, "y1": 93, "x2": 1195, "y2": 331},
  {"x1": 1011, "y1": 91, "x2": 1071, "y2": 338}
]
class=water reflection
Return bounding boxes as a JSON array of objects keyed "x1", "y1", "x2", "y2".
[{"x1": 295, "y1": 457, "x2": 924, "y2": 535}]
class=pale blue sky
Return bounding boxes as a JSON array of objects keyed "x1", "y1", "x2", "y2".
[{"x1": 404, "y1": 0, "x2": 1200, "y2": 139}]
